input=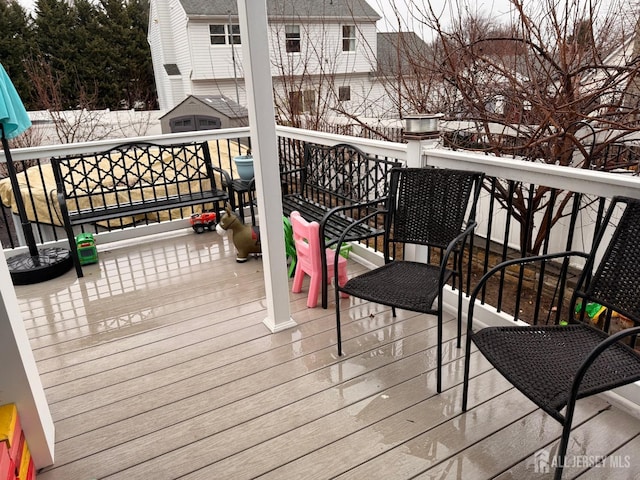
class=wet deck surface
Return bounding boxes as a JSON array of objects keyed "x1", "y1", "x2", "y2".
[{"x1": 15, "y1": 230, "x2": 640, "y2": 479}]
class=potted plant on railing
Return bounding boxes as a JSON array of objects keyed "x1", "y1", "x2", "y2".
[{"x1": 233, "y1": 148, "x2": 254, "y2": 180}]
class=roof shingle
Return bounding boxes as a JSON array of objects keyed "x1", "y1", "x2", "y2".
[{"x1": 178, "y1": 0, "x2": 381, "y2": 20}]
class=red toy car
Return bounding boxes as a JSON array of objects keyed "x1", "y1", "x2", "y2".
[{"x1": 190, "y1": 211, "x2": 217, "y2": 233}]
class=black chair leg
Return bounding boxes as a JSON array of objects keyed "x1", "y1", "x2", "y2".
[
  {"x1": 321, "y1": 247, "x2": 328, "y2": 309},
  {"x1": 456, "y1": 286, "x2": 463, "y2": 348},
  {"x1": 336, "y1": 291, "x2": 343, "y2": 356},
  {"x1": 65, "y1": 227, "x2": 83, "y2": 278},
  {"x1": 462, "y1": 328, "x2": 473, "y2": 411},
  {"x1": 436, "y1": 308, "x2": 442, "y2": 393},
  {"x1": 455, "y1": 253, "x2": 464, "y2": 348},
  {"x1": 554, "y1": 402, "x2": 577, "y2": 479}
]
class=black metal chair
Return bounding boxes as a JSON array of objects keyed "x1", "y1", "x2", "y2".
[
  {"x1": 334, "y1": 167, "x2": 484, "y2": 393},
  {"x1": 462, "y1": 195, "x2": 640, "y2": 480}
]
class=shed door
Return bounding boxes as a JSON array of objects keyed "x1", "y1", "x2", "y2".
[{"x1": 169, "y1": 115, "x2": 221, "y2": 133}]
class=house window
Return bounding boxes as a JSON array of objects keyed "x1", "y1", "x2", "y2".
[
  {"x1": 289, "y1": 91, "x2": 303, "y2": 115},
  {"x1": 304, "y1": 89, "x2": 316, "y2": 114},
  {"x1": 289, "y1": 90, "x2": 315, "y2": 114},
  {"x1": 342, "y1": 25, "x2": 356, "y2": 52},
  {"x1": 338, "y1": 86, "x2": 351, "y2": 101},
  {"x1": 286, "y1": 25, "x2": 301, "y2": 53},
  {"x1": 210, "y1": 25, "x2": 226, "y2": 45},
  {"x1": 209, "y1": 24, "x2": 241, "y2": 45},
  {"x1": 228, "y1": 24, "x2": 241, "y2": 45}
]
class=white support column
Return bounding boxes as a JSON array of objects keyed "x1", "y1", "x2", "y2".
[
  {"x1": 405, "y1": 138, "x2": 426, "y2": 262},
  {"x1": 0, "y1": 246, "x2": 55, "y2": 468},
  {"x1": 237, "y1": 0, "x2": 296, "y2": 332}
]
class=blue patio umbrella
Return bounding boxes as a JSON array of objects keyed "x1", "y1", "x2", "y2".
[{"x1": 0, "y1": 63, "x2": 72, "y2": 284}]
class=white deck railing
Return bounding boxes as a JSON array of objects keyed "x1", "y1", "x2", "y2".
[
  {"x1": 3, "y1": 125, "x2": 640, "y2": 409},
  {"x1": 4, "y1": 125, "x2": 640, "y2": 277}
]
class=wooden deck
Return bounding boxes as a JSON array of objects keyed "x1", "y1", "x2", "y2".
[{"x1": 14, "y1": 230, "x2": 640, "y2": 479}]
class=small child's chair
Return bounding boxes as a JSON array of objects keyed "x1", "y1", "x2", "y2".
[{"x1": 290, "y1": 210, "x2": 348, "y2": 308}]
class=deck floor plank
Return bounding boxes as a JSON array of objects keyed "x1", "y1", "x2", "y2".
[
  {"x1": 10, "y1": 231, "x2": 638, "y2": 480},
  {"x1": 175, "y1": 360, "x2": 506, "y2": 480},
  {"x1": 51, "y1": 310, "x2": 435, "y2": 450},
  {"x1": 491, "y1": 407, "x2": 640, "y2": 479},
  {"x1": 96, "y1": 332, "x2": 482, "y2": 479},
  {"x1": 575, "y1": 434, "x2": 640, "y2": 479},
  {"x1": 37, "y1": 315, "x2": 455, "y2": 479}
]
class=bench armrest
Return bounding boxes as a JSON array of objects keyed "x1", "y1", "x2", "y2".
[
  {"x1": 333, "y1": 207, "x2": 389, "y2": 268},
  {"x1": 211, "y1": 165, "x2": 233, "y2": 194},
  {"x1": 319, "y1": 197, "x2": 388, "y2": 246}
]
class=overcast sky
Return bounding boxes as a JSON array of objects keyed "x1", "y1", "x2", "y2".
[{"x1": 373, "y1": 0, "x2": 513, "y2": 30}]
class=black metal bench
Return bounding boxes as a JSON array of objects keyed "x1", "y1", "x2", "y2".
[
  {"x1": 281, "y1": 142, "x2": 402, "y2": 308},
  {"x1": 51, "y1": 141, "x2": 231, "y2": 277}
]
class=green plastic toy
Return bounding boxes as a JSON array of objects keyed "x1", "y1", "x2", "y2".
[
  {"x1": 75, "y1": 232, "x2": 98, "y2": 265},
  {"x1": 283, "y1": 216, "x2": 296, "y2": 277},
  {"x1": 574, "y1": 300, "x2": 606, "y2": 322}
]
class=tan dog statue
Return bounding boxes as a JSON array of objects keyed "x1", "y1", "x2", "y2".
[{"x1": 216, "y1": 203, "x2": 261, "y2": 262}]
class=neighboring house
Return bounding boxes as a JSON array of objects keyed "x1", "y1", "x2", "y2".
[
  {"x1": 148, "y1": 0, "x2": 382, "y2": 122},
  {"x1": 585, "y1": 34, "x2": 639, "y2": 119},
  {"x1": 377, "y1": 31, "x2": 429, "y2": 77},
  {"x1": 374, "y1": 31, "x2": 433, "y2": 117}
]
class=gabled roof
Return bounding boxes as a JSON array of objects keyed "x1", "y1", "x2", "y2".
[
  {"x1": 159, "y1": 95, "x2": 248, "y2": 120},
  {"x1": 377, "y1": 32, "x2": 430, "y2": 76},
  {"x1": 178, "y1": 0, "x2": 381, "y2": 21}
]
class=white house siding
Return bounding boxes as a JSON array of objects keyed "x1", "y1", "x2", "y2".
[
  {"x1": 167, "y1": 77, "x2": 186, "y2": 111},
  {"x1": 189, "y1": 74, "x2": 389, "y2": 120},
  {"x1": 189, "y1": 20, "x2": 245, "y2": 80},
  {"x1": 149, "y1": 0, "x2": 382, "y2": 114},
  {"x1": 579, "y1": 36, "x2": 636, "y2": 112},
  {"x1": 188, "y1": 75, "x2": 395, "y2": 121},
  {"x1": 346, "y1": 22, "x2": 378, "y2": 74},
  {"x1": 187, "y1": 20, "x2": 376, "y2": 81},
  {"x1": 148, "y1": 0, "x2": 170, "y2": 110},
  {"x1": 148, "y1": 0, "x2": 189, "y2": 110},
  {"x1": 267, "y1": 21, "x2": 376, "y2": 78},
  {"x1": 268, "y1": 71, "x2": 395, "y2": 119},
  {"x1": 335, "y1": 73, "x2": 396, "y2": 118},
  {"x1": 169, "y1": 1, "x2": 191, "y2": 101},
  {"x1": 349, "y1": 75, "x2": 398, "y2": 118}
]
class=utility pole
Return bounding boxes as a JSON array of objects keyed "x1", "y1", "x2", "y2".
[{"x1": 229, "y1": 10, "x2": 241, "y2": 105}]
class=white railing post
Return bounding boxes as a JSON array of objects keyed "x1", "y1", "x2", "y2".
[
  {"x1": 403, "y1": 114, "x2": 442, "y2": 261},
  {"x1": 405, "y1": 138, "x2": 424, "y2": 168}
]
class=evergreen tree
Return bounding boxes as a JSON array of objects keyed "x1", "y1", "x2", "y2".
[
  {"x1": 124, "y1": 0, "x2": 157, "y2": 109},
  {"x1": 0, "y1": 0, "x2": 34, "y2": 108},
  {"x1": 85, "y1": 0, "x2": 156, "y2": 109},
  {"x1": 28, "y1": 0, "x2": 157, "y2": 110},
  {"x1": 33, "y1": 0, "x2": 81, "y2": 108},
  {"x1": 75, "y1": 0, "x2": 115, "y2": 108}
]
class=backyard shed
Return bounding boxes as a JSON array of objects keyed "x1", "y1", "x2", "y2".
[{"x1": 160, "y1": 94, "x2": 249, "y2": 133}]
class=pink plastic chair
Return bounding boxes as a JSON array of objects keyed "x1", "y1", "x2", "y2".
[{"x1": 290, "y1": 211, "x2": 348, "y2": 308}]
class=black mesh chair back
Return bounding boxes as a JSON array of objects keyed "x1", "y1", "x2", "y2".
[
  {"x1": 577, "y1": 198, "x2": 640, "y2": 324},
  {"x1": 462, "y1": 196, "x2": 640, "y2": 480},
  {"x1": 335, "y1": 166, "x2": 484, "y2": 394},
  {"x1": 386, "y1": 167, "x2": 481, "y2": 252}
]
